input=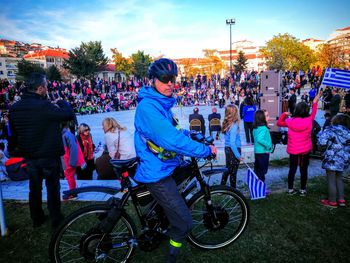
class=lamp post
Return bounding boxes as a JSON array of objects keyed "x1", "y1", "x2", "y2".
[{"x1": 226, "y1": 18, "x2": 235, "y2": 75}]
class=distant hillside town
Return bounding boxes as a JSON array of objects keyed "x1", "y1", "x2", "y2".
[{"x1": 0, "y1": 26, "x2": 349, "y2": 82}]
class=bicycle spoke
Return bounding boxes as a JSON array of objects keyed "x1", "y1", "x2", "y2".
[
  {"x1": 60, "y1": 256, "x2": 86, "y2": 263},
  {"x1": 227, "y1": 214, "x2": 242, "y2": 224},
  {"x1": 61, "y1": 228, "x2": 84, "y2": 238},
  {"x1": 188, "y1": 188, "x2": 249, "y2": 249},
  {"x1": 193, "y1": 228, "x2": 209, "y2": 239},
  {"x1": 59, "y1": 241, "x2": 80, "y2": 255},
  {"x1": 51, "y1": 206, "x2": 136, "y2": 263}
]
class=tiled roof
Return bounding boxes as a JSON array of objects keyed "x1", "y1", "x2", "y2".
[
  {"x1": 337, "y1": 26, "x2": 350, "y2": 31},
  {"x1": 101, "y1": 64, "x2": 115, "y2": 71},
  {"x1": 23, "y1": 49, "x2": 69, "y2": 59}
]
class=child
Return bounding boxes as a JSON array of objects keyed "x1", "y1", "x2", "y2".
[
  {"x1": 62, "y1": 121, "x2": 85, "y2": 200},
  {"x1": 221, "y1": 105, "x2": 242, "y2": 188},
  {"x1": 318, "y1": 114, "x2": 350, "y2": 207},
  {"x1": 252, "y1": 110, "x2": 273, "y2": 182},
  {"x1": 277, "y1": 93, "x2": 320, "y2": 196}
]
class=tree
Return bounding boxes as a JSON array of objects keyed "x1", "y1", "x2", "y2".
[
  {"x1": 46, "y1": 65, "x2": 62, "y2": 81},
  {"x1": 201, "y1": 49, "x2": 226, "y2": 76},
  {"x1": 182, "y1": 58, "x2": 194, "y2": 78},
  {"x1": 234, "y1": 51, "x2": 248, "y2": 73},
  {"x1": 111, "y1": 48, "x2": 132, "y2": 77},
  {"x1": 16, "y1": 59, "x2": 45, "y2": 81},
  {"x1": 130, "y1": 50, "x2": 153, "y2": 79},
  {"x1": 315, "y1": 43, "x2": 347, "y2": 69},
  {"x1": 64, "y1": 41, "x2": 108, "y2": 79},
  {"x1": 260, "y1": 33, "x2": 316, "y2": 71}
]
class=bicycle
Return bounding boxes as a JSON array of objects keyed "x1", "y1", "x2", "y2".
[{"x1": 49, "y1": 133, "x2": 250, "y2": 262}]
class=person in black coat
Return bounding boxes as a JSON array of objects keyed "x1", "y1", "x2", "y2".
[
  {"x1": 208, "y1": 107, "x2": 221, "y2": 139},
  {"x1": 9, "y1": 73, "x2": 75, "y2": 228},
  {"x1": 189, "y1": 107, "x2": 205, "y2": 135},
  {"x1": 329, "y1": 89, "x2": 341, "y2": 117},
  {"x1": 288, "y1": 89, "x2": 297, "y2": 115}
]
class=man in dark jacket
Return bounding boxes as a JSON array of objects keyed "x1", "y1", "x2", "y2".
[
  {"x1": 329, "y1": 88, "x2": 341, "y2": 117},
  {"x1": 189, "y1": 107, "x2": 205, "y2": 135},
  {"x1": 288, "y1": 88, "x2": 297, "y2": 115},
  {"x1": 9, "y1": 73, "x2": 75, "y2": 228},
  {"x1": 208, "y1": 107, "x2": 221, "y2": 139}
]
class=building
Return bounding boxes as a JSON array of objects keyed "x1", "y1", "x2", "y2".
[
  {"x1": 23, "y1": 48, "x2": 69, "y2": 69},
  {"x1": 0, "y1": 39, "x2": 31, "y2": 58},
  {"x1": 96, "y1": 64, "x2": 126, "y2": 82},
  {"x1": 327, "y1": 26, "x2": 350, "y2": 67},
  {"x1": 301, "y1": 38, "x2": 325, "y2": 51},
  {"x1": 0, "y1": 57, "x2": 22, "y2": 82},
  {"x1": 218, "y1": 40, "x2": 266, "y2": 72},
  {"x1": 174, "y1": 40, "x2": 266, "y2": 77}
]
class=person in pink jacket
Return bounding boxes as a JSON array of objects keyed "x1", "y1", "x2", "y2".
[{"x1": 277, "y1": 93, "x2": 321, "y2": 196}]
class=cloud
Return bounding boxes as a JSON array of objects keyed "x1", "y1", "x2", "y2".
[{"x1": 0, "y1": 0, "x2": 235, "y2": 59}]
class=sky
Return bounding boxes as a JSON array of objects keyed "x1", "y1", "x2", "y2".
[{"x1": 1, "y1": 0, "x2": 350, "y2": 60}]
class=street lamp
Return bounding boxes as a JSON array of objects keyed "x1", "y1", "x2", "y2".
[{"x1": 226, "y1": 18, "x2": 236, "y2": 75}]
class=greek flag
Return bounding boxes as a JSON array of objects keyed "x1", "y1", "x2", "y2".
[
  {"x1": 321, "y1": 68, "x2": 350, "y2": 89},
  {"x1": 247, "y1": 168, "x2": 266, "y2": 200}
]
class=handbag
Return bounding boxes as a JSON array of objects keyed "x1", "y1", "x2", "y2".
[
  {"x1": 114, "y1": 131, "x2": 121, "y2": 159},
  {"x1": 95, "y1": 151, "x2": 116, "y2": 180}
]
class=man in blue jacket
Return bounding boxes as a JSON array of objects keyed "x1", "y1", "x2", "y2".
[{"x1": 134, "y1": 58, "x2": 216, "y2": 262}]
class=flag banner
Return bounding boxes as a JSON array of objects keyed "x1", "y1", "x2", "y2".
[
  {"x1": 321, "y1": 68, "x2": 350, "y2": 89},
  {"x1": 247, "y1": 168, "x2": 266, "y2": 200}
]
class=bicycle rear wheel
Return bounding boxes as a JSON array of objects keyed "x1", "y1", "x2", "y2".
[
  {"x1": 187, "y1": 185, "x2": 249, "y2": 250},
  {"x1": 49, "y1": 204, "x2": 137, "y2": 262}
]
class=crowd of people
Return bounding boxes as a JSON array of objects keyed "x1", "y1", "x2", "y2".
[{"x1": 0, "y1": 59, "x2": 350, "y2": 262}]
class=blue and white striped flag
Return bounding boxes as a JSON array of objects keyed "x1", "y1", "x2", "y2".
[
  {"x1": 321, "y1": 68, "x2": 350, "y2": 89},
  {"x1": 247, "y1": 168, "x2": 266, "y2": 200}
]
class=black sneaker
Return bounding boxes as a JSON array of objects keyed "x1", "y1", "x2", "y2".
[
  {"x1": 33, "y1": 215, "x2": 48, "y2": 228},
  {"x1": 299, "y1": 189, "x2": 307, "y2": 197}
]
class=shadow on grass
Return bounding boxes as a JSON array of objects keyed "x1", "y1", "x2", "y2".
[{"x1": 1, "y1": 177, "x2": 349, "y2": 263}]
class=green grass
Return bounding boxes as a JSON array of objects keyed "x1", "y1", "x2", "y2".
[{"x1": 0, "y1": 177, "x2": 349, "y2": 263}]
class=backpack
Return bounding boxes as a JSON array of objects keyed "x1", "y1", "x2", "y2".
[{"x1": 5, "y1": 157, "x2": 29, "y2": 181}]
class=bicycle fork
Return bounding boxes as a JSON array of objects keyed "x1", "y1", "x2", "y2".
[{"x1": 197, "y1": 175, "x2": 222, "y2": 227}]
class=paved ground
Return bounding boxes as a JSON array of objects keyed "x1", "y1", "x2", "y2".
[{"x1": 0, "y1": 158, "x2": 326, "y2": 202}]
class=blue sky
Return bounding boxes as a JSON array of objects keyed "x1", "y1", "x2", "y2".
[{"x1": 1, "y1": 0, "x2": 349, "y2": 59}]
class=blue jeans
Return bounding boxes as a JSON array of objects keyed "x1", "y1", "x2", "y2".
[{"x1": 146, "y1": 175, "x2": 192, "y2": 243}]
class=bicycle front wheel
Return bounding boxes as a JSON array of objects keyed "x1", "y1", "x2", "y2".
[
  {"x1": 49, "y1": 204, "x2": 137, "y2": 263},
  {"x1": 187, "y1": 185, "x2": 249, "y2": 250}
]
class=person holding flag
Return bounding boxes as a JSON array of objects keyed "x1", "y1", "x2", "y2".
[
  {"x1": 252, "y1": 110, "x2": 273, "y2": 183},
  {"x1": 277, "y1": 92, "x2": 321, "y2": 196}
]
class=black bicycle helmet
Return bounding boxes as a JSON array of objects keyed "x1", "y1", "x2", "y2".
[{"x1": 148, "y1": 58, "x2": 178, "y2": 79}]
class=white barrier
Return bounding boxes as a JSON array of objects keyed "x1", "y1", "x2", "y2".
[{"x1": 0, "y1": 182, "x2": 8, "y2": 236}]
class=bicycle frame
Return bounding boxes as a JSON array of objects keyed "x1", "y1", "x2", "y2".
[{"x1": 62, "y1": 156, "x2": 228, "y2": 236}]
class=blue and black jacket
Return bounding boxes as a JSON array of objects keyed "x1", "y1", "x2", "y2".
[{"x1": 134, "y1": 86, "x2": 211, "y2": 183}]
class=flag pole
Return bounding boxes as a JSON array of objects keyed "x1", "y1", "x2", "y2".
[{"x1": 242, "y1": 160, "x2": 251, "y2": 170}]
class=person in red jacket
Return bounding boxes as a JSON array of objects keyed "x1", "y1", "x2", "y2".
[{"x1": 277, "y1": 93, "x2": 321, "y2": 196}]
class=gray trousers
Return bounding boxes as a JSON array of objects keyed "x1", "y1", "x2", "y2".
[
  {"x1": 326, "y1": 169, "x2": 345, "y2": 202},
  {"x1": 146, "y1": 176, "x2": 192, "y2": 243}
]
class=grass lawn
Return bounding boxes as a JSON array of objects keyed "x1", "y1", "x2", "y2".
[{"x1": 0, "y1": 176, "x2": 349, "y2": 263}]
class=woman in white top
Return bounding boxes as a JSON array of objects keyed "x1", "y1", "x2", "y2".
[{"x1": 102, "y1": 117, "x2": 136, "y2": 160}]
